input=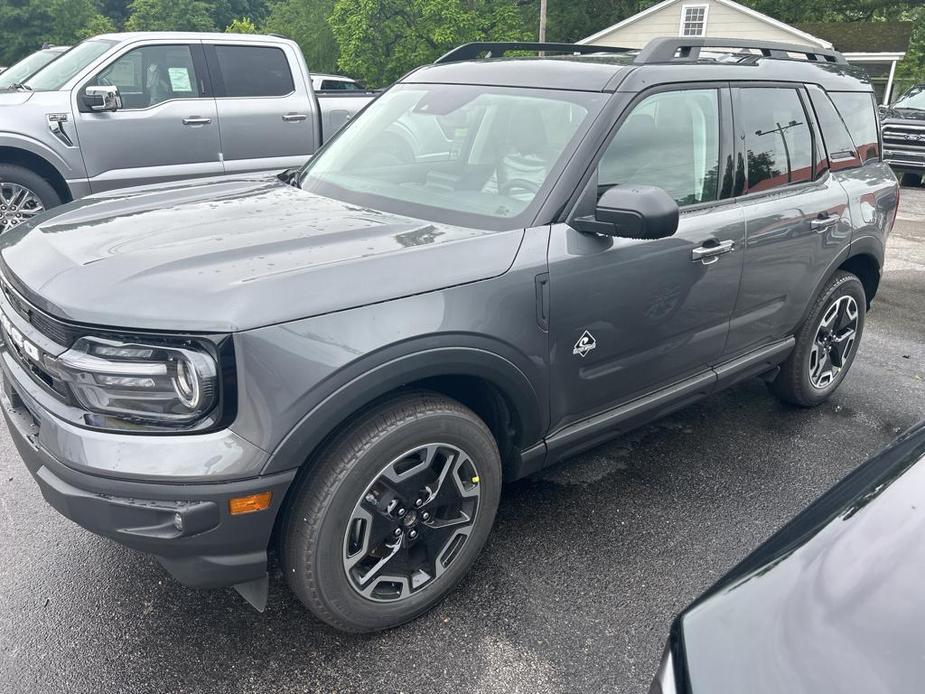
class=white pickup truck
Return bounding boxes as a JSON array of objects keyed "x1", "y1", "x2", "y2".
[{"x1": 0, "y1": 32, "x2": 375, "y2": 230}]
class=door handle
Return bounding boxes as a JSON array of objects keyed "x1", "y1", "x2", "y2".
[
  {"x1": 182, "y1": 117, "x2": 212, "y2": 126},
  {"x1": 691, "y1": 239, "x2": 735, "y2": 265},
  {"x1": 282, "y1": 113, "x2": 308, "y2": 122},
  {"x1": 810, "y1": 214, "x2": 839, "y2": 233}
]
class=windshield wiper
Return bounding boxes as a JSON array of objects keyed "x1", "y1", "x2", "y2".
[{"x1": 8, "y1": 83, "x2": 33, "y2": 92}]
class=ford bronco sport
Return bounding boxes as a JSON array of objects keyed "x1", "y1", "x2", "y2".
[{"x1": 0, "y1": 38, "x2": 897, "y2": 632}]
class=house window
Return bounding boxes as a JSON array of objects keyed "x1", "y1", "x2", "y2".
[{"x1": 680, "y1": 4, "x2": 708, "y2": 36}]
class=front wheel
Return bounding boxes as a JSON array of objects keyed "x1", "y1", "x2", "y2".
[
  {"x1": 0, "y1": 164, "x2": 61, "y2": 232},
  {"x1": 282, "y1": 392, "x2": 502, "y2": 632},
  {"x1": 770, "y1": 271, "x2": 866, "y2": 407}
]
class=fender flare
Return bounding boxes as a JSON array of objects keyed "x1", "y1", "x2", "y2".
[
  {"x1": 0, "y1": 132, "x2": 76, "y2": 178},
  {"x1": 262, "y1": 346, "x2": 546, "y2": 476}
]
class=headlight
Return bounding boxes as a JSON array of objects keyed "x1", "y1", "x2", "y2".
[{"x1": 44, "y1": 336, "x2": 218, "y2": 427}]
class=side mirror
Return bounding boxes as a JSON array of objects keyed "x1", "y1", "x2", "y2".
[
  {"x1": 82, "y1": 85, "x2": 122, "y2": 112},
  {"x1": 573, "y1": 185, "x2": 679, "y2": 240}
]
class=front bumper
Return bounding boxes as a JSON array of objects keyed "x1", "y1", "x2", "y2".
[
  {"x1": 883, "y1": 149, "x2": 925, "y2": 173},
  {"x1": 1, "y1": 350, "x2": 297, "y2": 590}
]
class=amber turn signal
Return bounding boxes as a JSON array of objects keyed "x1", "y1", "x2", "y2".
[{"x1": 228, "y1": 491, "x2": 272, "y2": 515}]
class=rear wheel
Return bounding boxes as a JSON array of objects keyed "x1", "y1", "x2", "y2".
[
  {"x1": 770, "y1": 271, "x2": 866, "y2": 407},
  {"x1": 0, "y1": 164, "x2": 61, "y2": 232},
  {"x1": 282, "y1": 392, "x2": 501, "y2": 632}
]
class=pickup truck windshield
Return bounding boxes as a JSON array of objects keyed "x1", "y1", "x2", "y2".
[
  {"x1": 300, "y1": 84, "x2": 604, "y2": 229},
  {"x1": 894, "y1": 86, "x2": 925, "y2": 110},
  {"x1": 25, "y1": 40, "x2": 114, "y2": 91},
  {"x1": 0, "y1": 49, "x2": 62, "y2": 90}
]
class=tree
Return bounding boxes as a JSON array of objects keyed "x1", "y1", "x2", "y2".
[
  {"x1": 329, "y1": 0, "x2": 531, "y2": 87},
  {"x1": 124, "y1": 0, "x2": 215, "y2": 31},
  {"x1": 264, "y1": 0, "x2": 340, "y2": 74},
  {"x1": 212, "y1": 0, "x2": 268, "y2": 31},
  {"x1": 225, "y1": 16, "x2": 258, "y2": 33}
]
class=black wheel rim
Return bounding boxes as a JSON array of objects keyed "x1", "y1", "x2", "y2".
[
  {"x1": 342, "y1": 443, "x2": 481, "y2": 602},
  {"x1": 809, "y1": 294, "x2": 859, "y2": 389}
]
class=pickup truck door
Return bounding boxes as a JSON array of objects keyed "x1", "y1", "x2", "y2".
[
  {"x1": 547, "y1": 86, "x2": 745, "y2": 434},
  {"x1": 203, "y1": 42, "x2": 320, "y2": 175},
  {"x1": 74, "y1": 41, "x2": 222, "y2": 192}
]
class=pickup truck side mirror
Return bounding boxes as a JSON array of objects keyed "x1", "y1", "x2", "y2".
[
  {"x1": 573, "y1": 185, "x2": 679, "y2": 240},
  {"x1": 83, "y1": 85, "x2": 122, "y2": 113}
]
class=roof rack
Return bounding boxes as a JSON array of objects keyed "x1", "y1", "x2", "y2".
[
  {"x1": 634, "y1": 37, "x2": 846, "y2": 65},
  {"x1": 435, "y1": 42, "x2": 633, "y2": 64}
]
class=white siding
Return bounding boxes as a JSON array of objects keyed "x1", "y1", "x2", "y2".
[{"x1": 590, "y1": 0, "x2": 824, "y2": 49}]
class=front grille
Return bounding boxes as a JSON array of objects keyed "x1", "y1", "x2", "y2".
[
  {"x1": 0, "y1": 271, "x2": 83, "y2": 347},
  {"x1": 882, "y1": 125, "x2": 925, "y2": 151}
]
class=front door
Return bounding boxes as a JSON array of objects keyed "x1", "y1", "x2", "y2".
[
  {"x1": 75, "y1": 42, "x2": 222, "y2": 193},
  {"x1": 548, "y1": 86, "x2": 745, "y2": 433}
]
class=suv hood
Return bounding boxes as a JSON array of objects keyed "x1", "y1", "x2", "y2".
[
  {"x1": 0, "y1": 175, "x2": 523, "y2": 332},
  {"x1": 0, "y1": 90, "x2": 34, "y2": 106}
]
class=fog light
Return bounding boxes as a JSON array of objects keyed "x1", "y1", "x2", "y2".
[
  {"x1": 173, "y1": 512, "x2": 184, "y2": 532},
  {"x1": 229, "y1": 491, "x2": 272, "y2": 515}
]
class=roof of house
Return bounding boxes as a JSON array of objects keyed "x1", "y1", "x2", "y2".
[
  {"x1": 579, "y1": 0, "x2": 830, "y2": 48},
  {"x1": 794, "y1": 22, "x2": 914, "y2": 54}
]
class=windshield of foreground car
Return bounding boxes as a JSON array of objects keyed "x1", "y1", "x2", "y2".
[
  {"x1": 299, "y1": 83, "x2": 605, "y2": 229},
  {"x1": 893, "y1": 85, "x2": 925, "y2": 111},
  {"x1": 25, "y1": 40, "x2": 114, "y2": 91},
  {"x1": 0, "y1": 49, "x2": 64, "y2": 90}
]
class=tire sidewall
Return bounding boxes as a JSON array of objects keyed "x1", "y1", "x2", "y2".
[
  {"x1": 0, "y1": 164, "x2": 61, "y2": 229},
  {"x1": 792, "y1": 274, "x2": 866, "y2": 404},
  {"x1": 306, "y1": 407, "x2": 501, "y2": 631}
]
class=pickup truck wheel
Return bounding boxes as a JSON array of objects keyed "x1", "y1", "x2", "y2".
[
  {"x1": 770, "y1": 271, "x2": 866, "y2": 407},
  {"x1": 282, "y1": 392, "x2": 501, "y2": 632},
  {"x1": 0, "y1": 165, "x2": 61, "y2": 232}
]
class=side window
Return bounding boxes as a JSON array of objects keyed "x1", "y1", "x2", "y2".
[
  {"x1": 829, "y1": 92, "x2": 881, "y2": 163},
  {"x1": 598, "y1": 89, "x2": 720, "y2": 206},
  {"x1": 320, "y1": 79, "x2": 364, "y2": 91},
  {"x1": 214, "y1": 46, "x2": 294, "y2": 97},
  {"x1": 807, "y1": 86, "x2": 861, "y2": 170},
  {"x1": 737, "y1": 87, "x2": 813, "y2": 193},
  {"x1": 94, "y1": 45, "x2": 201, "y2": 109}
]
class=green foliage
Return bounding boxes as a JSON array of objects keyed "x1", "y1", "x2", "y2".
[
  {"x1": 330, "y1": 0, "x2": 531, "y2": 87},
  {"x1": 124, "y1": 0, "x2": 215, "y2": 31},
  {"x1": 225, "y1": 16, "x2": 258, "y2": 33},
  {"x1": 212, "y1": 0, "x2": 268, "y2": 31},
  {"x1": 264, "y1": 0, "x2": 339, "y2": 74}
]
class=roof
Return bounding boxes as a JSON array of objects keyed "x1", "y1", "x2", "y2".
[
  {"x1": 93, "y1": 32, "x2": 295, "y2": 44},
  {"x1": 579, "y1": 0, "x2": 831, "y2": 49},
  {"x1": 407, "y1": 56, "x2": 633, "y2": 92},
  {"x1": 795, "y1": 22, "x2": 913, "y2": 54}
]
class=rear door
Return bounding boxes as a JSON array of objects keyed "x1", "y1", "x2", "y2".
[
  {"x1": 724, "y1": 84, "x2": 851, "y2": 356},
  {"x1": 75, "y1": 41, "x2": 222, "y2": 192},
  {"x1": 204, "y1": 41, "x2": 319, "y2": 174}
]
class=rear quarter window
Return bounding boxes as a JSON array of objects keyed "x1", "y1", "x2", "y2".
[
  {"x1": 829, "y1": 92, "x2": 880, "y2": 163},
  {"x1": 214, "y1": 45, "x2": 294, "y2": 97},
  {"x1": 807, "y1": 86, "x2": 861, "y2": 171}
]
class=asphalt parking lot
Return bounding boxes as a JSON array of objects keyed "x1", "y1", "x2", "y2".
[{"x1": 1, "y1": 188, "x2": 924, "y2": 694}]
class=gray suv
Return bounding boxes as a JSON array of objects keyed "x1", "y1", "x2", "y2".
[
  {"x1": 0, "y1": 38, "x2": 898, "y2": 632},
  {"x1": 0, "y1": 32, "x2": 373, "y2": 231}
]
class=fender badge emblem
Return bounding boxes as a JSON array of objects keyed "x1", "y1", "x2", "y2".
[{"x1": 573, "y1": 330, "x2": 596, "y2": 358}]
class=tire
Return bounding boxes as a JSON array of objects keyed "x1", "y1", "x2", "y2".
[
  {"x1": 0, "y1": 164, "x2": 61, "y2": 233},
  {"x1": 770, "y1": 271, "x2": 866, "y2": 407},
  {"x1": 900, "y1": 172, "x2": 922, "y2": 187},
  {"x1": 282, "y1": 392, "x2": 502, "y2": 632}
]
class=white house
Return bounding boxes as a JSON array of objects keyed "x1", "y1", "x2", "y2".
[{"x1": 579, "y1": 0, "x2": 911, "y2": 104}]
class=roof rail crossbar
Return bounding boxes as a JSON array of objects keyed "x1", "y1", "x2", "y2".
[
  {"x1": 634, "y1": 37, "x2": 847, "y2": 65},
  {"x1": 435, "y1": 42, "x2": 634, "y2": 64}
]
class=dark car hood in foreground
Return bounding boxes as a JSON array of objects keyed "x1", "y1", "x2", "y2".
[
  {"x1": 674, "y1": 422, "x2": 925, "y2": 694},
  {"x1": 0, "y1": 175, "x2": 522, "y2": 332}
]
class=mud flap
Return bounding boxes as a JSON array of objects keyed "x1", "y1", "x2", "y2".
[{"x1": 234, "y1": 574, "x2": 269, "y2": 612}]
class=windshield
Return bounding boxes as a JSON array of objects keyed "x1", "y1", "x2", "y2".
[
  {"x1": 893, "y1": 85, "x2": 925, "y2": 110},
  {"x1": 0, "y1": 49, "x2": 63, "y2": 89},
  {"x1": 25, "y1": 40, "x2": 114, "y2": 91},
  {"x1": 300, "y1": 84, "x2": 604, "y2": 229}
]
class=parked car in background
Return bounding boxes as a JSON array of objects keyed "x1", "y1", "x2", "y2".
[
  {"x1": 310, "y1": 73, "x2": 369, "y2": 92},
  {"x1": 0, "y1": 38, "x2": 896, "y2": 633},
  {"x1": 881, "y1": 84, "x2": 925, "y2": 186},
  {"x1": 650, "y1": 421, "x2": 925, "y2": 694},
  {"x1": 0, "y1": 32, "x2": 375, "y2": 231},
  {"x1": 0, "y1": 44, "x2": 70, "y2": 91}
]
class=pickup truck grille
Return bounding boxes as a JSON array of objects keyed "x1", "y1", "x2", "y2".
[{"x1": 882, "y1": 124, "x2": 925, "y2": 151}]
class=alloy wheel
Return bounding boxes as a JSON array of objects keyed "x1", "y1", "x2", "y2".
[
  {"x1": 343, "y1": 443, "x2": 481, "y2": 602},
  {"x1": 809, "y1": 295, "x2": 859, "y2": 389},
  {"x1": 0, "y1": 183, "x2": 45, "y2": 232}
]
